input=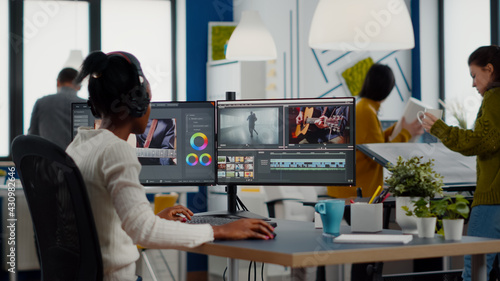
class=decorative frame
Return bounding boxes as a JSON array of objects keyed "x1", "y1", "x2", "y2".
[
  {"x1": 208, "y1": 22, "x2": 237, "y2": 62},
  {"x1": 336, "y1": 52, "x2": 374, "y2": 96}
]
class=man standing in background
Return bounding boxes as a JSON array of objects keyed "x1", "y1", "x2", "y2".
[{"x1": 28, "y1": 67, "x2": 85, "y2": 149}]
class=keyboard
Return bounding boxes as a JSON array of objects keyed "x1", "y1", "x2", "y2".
[
  {"x1": 187, "y1": 215, "x2": 277, "y2": 228},
  {"x1": 187, "y1": 215, "x2": 240, "y2": 226}
]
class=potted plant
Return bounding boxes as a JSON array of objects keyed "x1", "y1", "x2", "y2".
[
  {"x1": 432, "y1": 194, "x2": 470, "y2": 240},
  {"x1": 385, "y1": 156, "x2": 444, "y2": 234},
  {"x1": 401, "y1": 197, "x2": 438, "y2": 238}
]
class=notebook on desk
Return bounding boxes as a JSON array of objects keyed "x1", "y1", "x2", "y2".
[{"x1": 334, "y1": 234, "x2": 413, "y2": 244}]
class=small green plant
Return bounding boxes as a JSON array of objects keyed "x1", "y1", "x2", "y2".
[
  {"x1": 433, "y1": 194, "x2": 470, "y2": 220},
  {"x1": 385, "y1": 156, "x2": 444, "y2": 198},
  {"x1": 402, "y1": 197, "x2": 435, "y2": 218}
]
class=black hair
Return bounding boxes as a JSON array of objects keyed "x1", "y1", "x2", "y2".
[
  {"x1": 57, "y1": 67, "x2": 78, "y2": 84},
  {"x1": 468, "y1": 45, "x2": 500, "y2": 83},
  {"x1": 358, "y1": 63, "x2": 395, "y2": 102},
  {"x1": 76, "y1": 51, "x2": 140, "y2": 117}
]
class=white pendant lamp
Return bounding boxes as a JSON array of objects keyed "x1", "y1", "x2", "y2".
[
  {"x1": 308, "y1": 0, "x2": 415, "y2": 51},
  {"x1": 63, "y1": 49, "x2": 84, "y2": 70},
  {"x1": 225, "y1": 11, "x2": 277, "y2": 61}
]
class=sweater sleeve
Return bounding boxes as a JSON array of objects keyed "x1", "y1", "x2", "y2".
[
  {"x1": 356, "y1": 105, "x2": 386, "y2": 144},
  {"x1": 430, "y1": 93, "x2": 500, "y2": 157},
  {"x1": 101, "y1": 141, "x2": 214, "y2": 248}
]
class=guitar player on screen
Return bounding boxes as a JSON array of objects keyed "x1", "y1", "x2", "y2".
[
  {"x1": 294, "y1": 106, "x2": 349, "y2": 144},
  {"x1": 95, "y1": 118, "x2": 177, "y2": 165},
  {"x1": 136, "y1": 118, "x2": 177, "y2": 165}
]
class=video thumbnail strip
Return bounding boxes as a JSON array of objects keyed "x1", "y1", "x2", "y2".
[
  {"x1": 270, "y1": 158, "x2": 345, "y2": 170},
  {"x1": 217, "y1": 155, "x2": 254, "y2": 179}
]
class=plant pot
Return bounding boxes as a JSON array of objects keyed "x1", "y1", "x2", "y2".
[
  {"x1": 443, "y1": 219, "x2": 464, "y2": 241},
  {"x1": 416, "y1": 217, "x2": 436, "y2": 238},
  {"x1": 395, "y1": 196, "x2": 420, "y2": 234}
]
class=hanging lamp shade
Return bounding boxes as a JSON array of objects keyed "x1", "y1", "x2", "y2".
[
  {"x1": 225, "y1": 11, "x2": 277, "y2": 61},
  {"x1": 63, "y1": 49, "x2": 84, "y2": 69},
  {"x1": 308, "y1": 0, "x2": 415, "y2": 51}
]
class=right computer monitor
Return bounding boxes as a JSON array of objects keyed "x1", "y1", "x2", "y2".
[{"x1": 216, "y1": 97, "x2": 356, "y2": 186}]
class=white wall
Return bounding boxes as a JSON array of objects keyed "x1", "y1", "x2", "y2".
[
  {"x1": 0, "y1": 0, "x2": 8, "y2": 157},
  {"x1": 443, "y1": 0, "x2": 489, "y2": 128},
  {"x1": 419, "y1": 0, "x2": 439, "y2": 109}
]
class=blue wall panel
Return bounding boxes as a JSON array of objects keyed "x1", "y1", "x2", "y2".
[
  {"x1": 185, "y1": 0, "x2": 232, "y2": 273},
  {"x1": 186, "y1": 0, "x2": 233, "y2": 101}
]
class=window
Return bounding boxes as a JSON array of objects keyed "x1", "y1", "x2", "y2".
[
  {"x1": 443, "y1": 0, "x2": 490, "y2": 128},
  {"x1": 102, "y1": 0, "x2": 172, "y2": 101},
  {"x1": 23, "y1": 0, "x2": 89, "y2": 134},
  {"x1": 0, "y1": 0, "x2": 8, "y2": 157}
]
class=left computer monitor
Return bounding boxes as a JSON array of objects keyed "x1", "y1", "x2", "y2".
[{"x1": 71, "y1": 101, "x2": 216, "y2": 186}]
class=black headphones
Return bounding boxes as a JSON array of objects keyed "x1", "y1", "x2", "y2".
[{"x1": 88, "y1": 51, "x2": 150, "y2": 118}]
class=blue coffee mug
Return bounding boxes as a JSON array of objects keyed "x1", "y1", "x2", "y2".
[{"x1": 315, "y1": 199, "x2": 345, "y2": 236}]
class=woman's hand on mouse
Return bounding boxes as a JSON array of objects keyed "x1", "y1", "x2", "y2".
[
  {"x1": 212, "y1": 218, "x2": 275, "y2": 240},
  {"x1": 157, "y1": 205, "x2": 193, "y2": 222}
]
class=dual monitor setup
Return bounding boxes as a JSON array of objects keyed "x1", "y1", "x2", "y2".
[
  {"x1": 71, "y1": 96, "x2": 356, "y2": 189},
  {"x1": 72, "y1": 96, "x2": 356, "y2": 219}
]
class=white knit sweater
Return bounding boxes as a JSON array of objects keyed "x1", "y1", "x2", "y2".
[{"x1": 67, "y1": 128, "x2": 214, "y2": 281}]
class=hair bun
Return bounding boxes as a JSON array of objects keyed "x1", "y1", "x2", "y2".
[{"x1": 76, "y1": 51, "x2": 109, "y2": 83}]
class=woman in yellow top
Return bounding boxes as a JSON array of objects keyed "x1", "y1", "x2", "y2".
[{"x1": 328, "y1": 64, "x2": 424, "y2": 198}]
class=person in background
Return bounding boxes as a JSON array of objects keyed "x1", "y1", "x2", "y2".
[
  {"x1": 422, "y1": 45, "x2": 500, "y2": 281},
  {"x1": 28, "y1": 67, "x2": 85, "y2": 149},
  {"x1": 68, "y1": 51, "x2": 275, "y2": 281},
  {"x1": 328, "y1": 63, "x2": 424, "y2": 199}
]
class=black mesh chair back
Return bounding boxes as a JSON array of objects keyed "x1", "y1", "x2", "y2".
[{"x1": 11, "y1": 135, "x2": 103, "y2": 281}]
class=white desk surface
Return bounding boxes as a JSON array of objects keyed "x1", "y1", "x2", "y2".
[{"x1": 179, "y1": 219, "x2": 499, "y2": 280}]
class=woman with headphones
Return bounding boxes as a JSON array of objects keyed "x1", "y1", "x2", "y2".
[{"x1": 68, "y1": 51, "x2": 275, "y2": 281}]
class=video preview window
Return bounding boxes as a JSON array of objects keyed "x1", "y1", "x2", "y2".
[
  {"x1": 288, "y1": 105, "x2": 350, "y2": 146},
  {"x1": 136, "y1": 118, "x2": 177, "y2": 166},
  {"x1": 218, "y1": 107, "x2": 282, "y2": 148}
]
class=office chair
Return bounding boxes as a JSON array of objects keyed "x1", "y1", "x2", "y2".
[
  {"x1": 11, "y1": 135, "x2": 103, "y2": 281},
  {"x1": 263, "y1": 185, "x2": 318, "y2": 221}
]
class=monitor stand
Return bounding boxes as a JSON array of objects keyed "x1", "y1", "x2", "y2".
[
  {"x1": 195, "y1": 184, "x2": 270, "y2": 220},
  {"x1": 196, "y1": 91, "x2": 270, "y2": 221}
]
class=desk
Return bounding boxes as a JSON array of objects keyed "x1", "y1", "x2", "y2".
[{"x1": 179, "y1": 219, "x2": 500, "y2": 281}]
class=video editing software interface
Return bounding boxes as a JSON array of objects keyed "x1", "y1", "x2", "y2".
[
  {"x1": 71, "y1": 102, "x2": 216, "y2": 185},
  {"x1": 216, "y1": 97, "x2": 355, "y2": 185}
]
